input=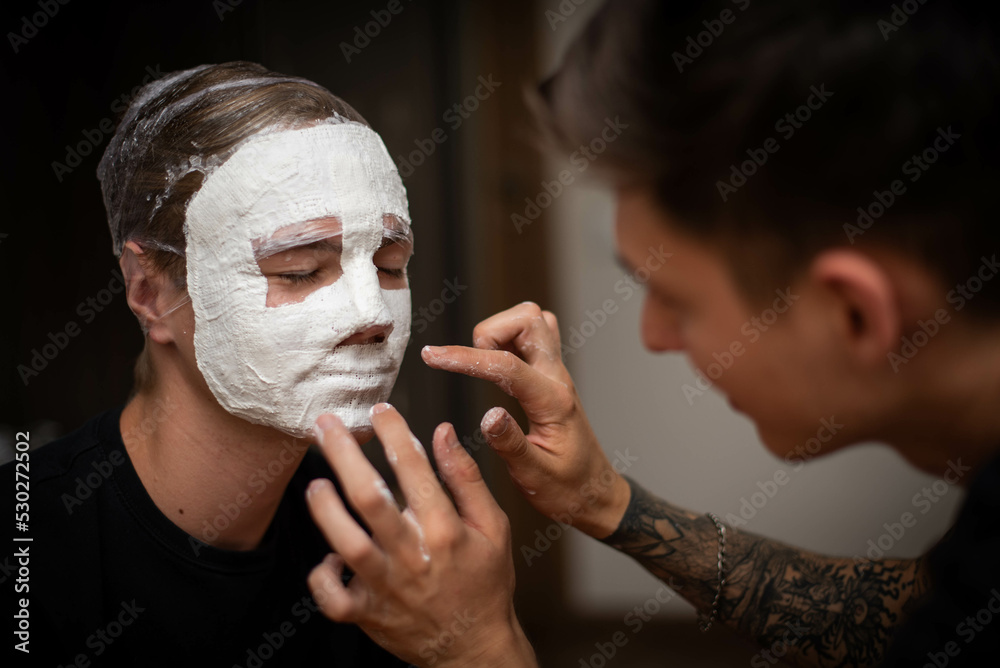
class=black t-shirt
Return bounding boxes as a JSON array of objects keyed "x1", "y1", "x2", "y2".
[
  {"x1": 9, "y1": 406, "x2": 409, "y2": 667},
  {"x1": 882, "y1": 452, "x2": 1000, "y2": 665}
]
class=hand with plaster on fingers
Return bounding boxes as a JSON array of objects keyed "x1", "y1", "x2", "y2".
[
  {"x1": 305, "y1": 403, "x2": 537, "y2": 668},
  {"x1": 420, "y1": 302, "x2": 633, "y2": 539}
]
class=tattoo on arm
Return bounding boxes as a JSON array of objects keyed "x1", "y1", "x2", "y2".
[{"x1": 602, "y1": 478, "x2": 930, "y2": 668}]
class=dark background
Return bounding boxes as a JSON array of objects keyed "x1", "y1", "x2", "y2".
[{"x1": 1, "y1": 0, "x2": 761, "y2": 663}]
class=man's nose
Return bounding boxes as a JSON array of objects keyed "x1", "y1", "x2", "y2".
[
  {"x1": 642, "y1": 295, "x2": 685, "y2": 352},
  {"x1": 339, "y1": 322, "x2": 394, "y2": 346},
  {"x1": 339, "y1": 261, "x2": 395, "y2": 344}
]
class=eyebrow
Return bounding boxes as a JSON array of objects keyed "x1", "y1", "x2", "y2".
[
  {"x1": 256, "y1": 237, "x2": 343, "y2": 259},
  {"x1": 254, "y1": 215, "x2": 413, "y2": 259},
  {"x1": 295, "y1": 238, "x2": 342, "y2": 253},
  {"x1": 380, "y1": 230, "x2": 414, "y2": 251},
  {"x1": 383, "y1": 216, "x2": 414, "y2": 243}
]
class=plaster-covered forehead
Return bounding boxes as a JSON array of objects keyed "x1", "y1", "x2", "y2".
[{"x1": 185, "y1": 121, "x2": 410, "y2": 247}]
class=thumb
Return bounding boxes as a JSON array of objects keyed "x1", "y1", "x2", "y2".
[{"x1": 481, "y1": 407, "x2": 544, "y2": 490}]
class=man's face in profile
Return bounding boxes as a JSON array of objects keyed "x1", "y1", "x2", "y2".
[{"x1": 614, "y1": 186, "x2": 860, "y2": 461}]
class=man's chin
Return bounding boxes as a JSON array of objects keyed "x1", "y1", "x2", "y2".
[
  {"x1": 312, "y1": 397, "x2": 392, "y2": 442},
  {"x1": 350, "y1": 426, "x2": 376, "y2": 444},
  {"x1": 750, "y1": 422, "x2": 797, "y2": 460}
]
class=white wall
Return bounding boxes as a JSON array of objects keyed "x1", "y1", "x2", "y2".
[{"x1": 535, "y1": 0, "x2": 963, "y2": 619}]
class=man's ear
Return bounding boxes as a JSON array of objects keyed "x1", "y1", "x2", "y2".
[
  {"x1": 119, "y1": 241, "x2": 187, "y2": 344},
  {"x1": 809, "y1": 249, "x2": 900, "y2": 365}
]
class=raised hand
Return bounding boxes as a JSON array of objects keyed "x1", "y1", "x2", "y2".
[
  {"x1": 421, "y1": 302, "x2": 632, "y2": 539},
  {"x1": 306, "y1": 404, "x2": 536, "y2": 667}
]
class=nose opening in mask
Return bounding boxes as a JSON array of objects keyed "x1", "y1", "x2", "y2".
[
  {"x1": 339, "y1": 267, "x2": 397, "y2": 345},
  {"x1": 338, "y1": 322, "x2": 395, "y2": 346}
]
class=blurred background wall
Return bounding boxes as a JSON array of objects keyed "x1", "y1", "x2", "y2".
[{"x1": 1, "y1": 0, "x2": 962, "y2": 665}]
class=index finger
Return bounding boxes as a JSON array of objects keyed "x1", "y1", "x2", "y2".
[
  {"x1": 421, "y1": 346, "x2": 571, "y2": 423},
  {"x1": 370, "y1": 403, "x2": 454, "y2": 521},
  {"x1": 471, "y1": 302, "x2": 562, "y2": 372},
  {"x1": 312, "y1": 413, "x2": 408, "y2": 559}
]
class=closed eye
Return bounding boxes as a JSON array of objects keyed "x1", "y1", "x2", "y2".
[
  {"x1": 378, "y1": 267, "x2": 406, "y2": 279},
  {"x1": 277, "y1": 270, "x2": 322, "y2": 285}
]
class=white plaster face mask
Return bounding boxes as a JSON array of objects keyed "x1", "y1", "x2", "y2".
[{"x1": 184, "y1": 122, "x2": 412, "y2": 438}]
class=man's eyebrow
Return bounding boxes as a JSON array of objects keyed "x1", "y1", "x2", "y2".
[
  {"x1": 380, "y1": 229, "x2": 414, "y2": 250},
  {"x1": 297, "y1": 238, "x2": 342, "y2": 253},
  {"x1": 379, "y1": 212, "x2": 414, "y2": 251},
  {"x1": 383, "y1": 215, "x2": 413, "y2": 239},
  {"x1": 256, "y1": 237, "x2": 342, "y2": 259}
]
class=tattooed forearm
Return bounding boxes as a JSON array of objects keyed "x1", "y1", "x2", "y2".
[{"x1": 602, "y1": 478, "x2": 930, "y2": 668}]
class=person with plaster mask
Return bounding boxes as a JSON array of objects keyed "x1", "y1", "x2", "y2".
[
  {"x1": 306, "y1": 0, "x2": 1000, "y2": 666},
  {"x1": 16, "y1": 61, "x2": 532, "y2": 667}
]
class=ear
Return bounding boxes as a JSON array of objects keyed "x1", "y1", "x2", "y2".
[
  {"x1": 119, "y1": 241, "x2": 188, "y2": 344},
  {"x1": 809, "y1": 249, "x2": 900, "y2": 365}
]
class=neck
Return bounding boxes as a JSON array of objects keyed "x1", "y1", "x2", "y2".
[
  {"x1": 120, "y1": 374, "x2": 312, "y2": 551},
  {"x1": 883, "y1": 326, "x2": 1000, "y2": 480}
]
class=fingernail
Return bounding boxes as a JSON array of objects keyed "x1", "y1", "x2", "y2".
[
  {"x1": 314, "y1": 414, "x2": 339, "y2": 445},
  {"x1": 472, "y1": 336, "x2": 496, "y2": 351},
  {"x1": 421, "y1": 345, "x2": 440, "y2": 358},
  {"x1": 317, "y1": 414, "x2": 339, "y2": 431},
  {"x1": 447, "y1": 424, "x2": 462, "y2": 450},
  {"x1": 307, "y1": 478, "x2": 332, "y2": 498},
  {"x1": 483, "y1": 407, "x2": 509, "y2": 437},
  {"x1": 433, "y1": 423, "x2": 453, "y2": 450},
  {"x1": 438, "y1": 423, "x2": 461, "y2": 450},
  {"x1": 370, "y1": 403, "x2": 391, "y2": 416}
]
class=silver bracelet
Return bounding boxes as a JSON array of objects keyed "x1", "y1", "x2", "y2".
[{"x1": 698, "y1": 512, "x2": 727, "y2": 632}]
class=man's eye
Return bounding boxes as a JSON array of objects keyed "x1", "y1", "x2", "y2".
[
  {"x1": 277, "y1": 271, "x2": 321, "y2": 285},
  {"x1": 377, "y1": 267, "x2": 405, "y2": 279}
]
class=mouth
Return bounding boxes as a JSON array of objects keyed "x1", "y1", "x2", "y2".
[
  {"x1": 336, "y1": 335, "x2": 386, "y2": 348},
  {"x1": 323, "y1": 342, "x2": 401, "y2": 375},
  {"x1": 337, "y1": 330, "x2": 391, "y2": 347}
]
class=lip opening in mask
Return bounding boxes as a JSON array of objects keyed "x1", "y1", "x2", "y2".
[{"x1": 184, "y1": 121, "x2": 413, "y2": 438}]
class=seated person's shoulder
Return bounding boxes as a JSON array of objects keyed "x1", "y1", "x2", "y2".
[{"x1": 7, "y1": 408, "x2": 125, "y2": 516}]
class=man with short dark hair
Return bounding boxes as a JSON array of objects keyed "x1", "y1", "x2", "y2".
[{"x1": 317, "y1": 1, "x2": 1000, "y2": 665}]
